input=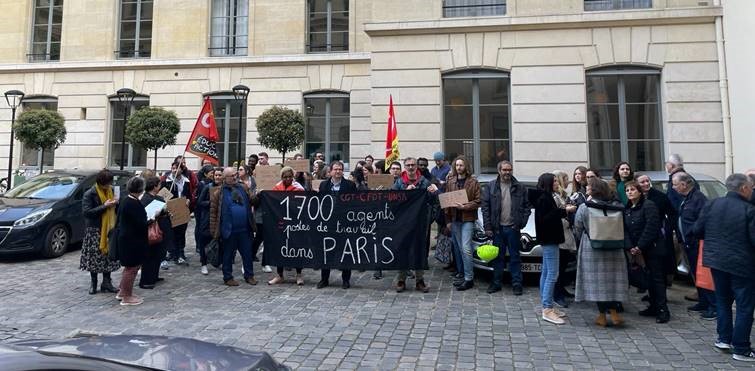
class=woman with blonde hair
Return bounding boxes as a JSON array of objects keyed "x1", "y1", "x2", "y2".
[{"x1": 552, "y1": 170, "x2": 577, "y2": 307}]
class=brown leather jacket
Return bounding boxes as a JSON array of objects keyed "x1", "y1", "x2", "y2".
[
  {"x1": 209, "y1": 182, "x2": 258, "y2": 240},
  {"x1": 444, "y1": 175, "x2": 481, "y2": 223}
]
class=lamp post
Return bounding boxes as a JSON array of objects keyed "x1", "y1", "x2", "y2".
[
  {"x1": 4, "y1": 89, "x2": 25, "y2": 188},
  {"x1": 232, "y1": 84, "x2": 250, "y2": 166},
  {"x1": 116, "y1": 88, "x2": 136, "y2": 170}
]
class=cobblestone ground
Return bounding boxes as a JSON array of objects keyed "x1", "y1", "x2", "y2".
[{"x1": 1, "y1": 221, "x2": 753, "y2": 370}]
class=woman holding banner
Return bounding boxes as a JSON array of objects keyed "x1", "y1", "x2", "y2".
[{"x1": 268, "y1": 166, "x2": 306, "y2": 285}]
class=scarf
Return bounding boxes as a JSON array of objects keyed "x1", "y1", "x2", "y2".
[
  {"x1": 95, "y1": 184, "x2": 116, "y2": 255},
  {"x1": 400, "y1": 169, "x2": 422, "y2": 187}
]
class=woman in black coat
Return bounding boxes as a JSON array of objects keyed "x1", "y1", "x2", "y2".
[
  {"x1": 528, "y1": 173, "x2": 577, "y2": 325},
  {"x1": 80, "y1": 169, "x2": 122, "y2": 294},
  {"x1": 116, "y1": 177, "x2": 149, "y2": 306},
  {"x1": 624, "y1": 181, "x2": 669, "y2": 323},
  {"x1": 162, "y1": 161, "x2": 193, "y2": 264},
  {"x1": 196, "y1": 168, "x2": 222, "y2": 274},
  {"x1": 138, "y1": 176, "x2": 172, "y2": 289}
]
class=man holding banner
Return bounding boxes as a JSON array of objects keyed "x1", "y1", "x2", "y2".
[
  {"x1": 392, "y1": 157, "x2": 438, "y2": 293},
  {"x1": 317, "y1": 161, "x2": 358, "y2": 289}
]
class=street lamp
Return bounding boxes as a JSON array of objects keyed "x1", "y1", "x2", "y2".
[
  {"x1": 232, "y1": 84, "x2": 250, "y2": 166},
  {"x1": 115, "y1": 88, "x2": 136, "y2": 170},
  {"x1": 4, "y1": 89, "x2": 25, "y2": 187}
]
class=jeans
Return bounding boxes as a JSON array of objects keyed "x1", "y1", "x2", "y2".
[
  {"x1": 452, "y1": 233, "x2": 464, "y2": 273},
  {"x1": 451, "y1": 221, "x2": 475, "y2": 281},
  {"x1": 491, "y1": 225, "x2": 522, "y2": 287},
  {"x1": 711, "y1": 268, "x2": 755, "y2": 355},
  {"x1": 196, "y1": 234, "x2": 211, "y2": 266},
  {"x1": 685, "y1": 242, "x2": 716, "y2": 310},
  {"x1": 118, "y1": 266, "x2": 140, "y2": 299},
  {"x1": 398, "y1": 269, "x2": 424, "y2": 281},
  {"x1": 540, "y1": 244, "x2": 559, "y2": 309},
  {"x1": 221, "y1": 231, "x2": 254, "y2": 282}
]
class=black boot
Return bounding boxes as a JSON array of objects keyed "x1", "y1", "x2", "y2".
[
  {"x1": 88, "y1": 272, "x2": 97, "y2": 295},
  {"x1": 100, "y1": 273, "x2": 119, "y2": 293}
]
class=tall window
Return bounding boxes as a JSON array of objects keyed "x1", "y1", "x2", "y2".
[
  {"x1": 117, "y1": 0, "x2": 153, "y2": 58},
  {"x1": 443, "y1": 70, "x2": 510, "y2": 174},
  {"x1": 586, "y1": 67, "x2": 662, "y2": 172},
  {"x1": 208, "y1": 95, "x2": 246, "y2": 166},
  {"x1": 29, "y1": 0, "x2": 63, "y2": 62},
  {"x1": 584, "y1": 0, "x2": 652, "y2": 11},
  {"x1": 209, "y1": 0, "x2": 248, "y2": 56},
  {"x1": 307, "y1": 0, "x2": 348, "y2": 53},
  {"x1": 304, "y1": 92, "x2": 350, "y2": 164},
  {"x1": 20, "y1": 96, "x2": 57, "y2": 168},
  {"x1": 443, "y1": 0, "x2": 506, "y2": 17},
  {"x1": 110, "y1": 96, "x2": 149, "y2": 168}
]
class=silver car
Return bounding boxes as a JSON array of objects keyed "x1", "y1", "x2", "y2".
[{"x1": 470, "y1": 172, "x2": 727, "y2": 276}]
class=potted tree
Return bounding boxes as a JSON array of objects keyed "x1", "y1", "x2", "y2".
[
  {"x1": 255, "y1": 106, "x2": 305, "y2": 163},
  {"x1": 14, "y1": 109, "x2": 66, "y2": 174},
  {"x1": 125, "y1": 106, "x2": 180, "y2": 170}
]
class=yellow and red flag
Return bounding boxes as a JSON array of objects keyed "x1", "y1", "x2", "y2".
[
  {"x1": 185, "y1": 97, "x2": 220, "y2": 165},
  {"x1": 384, "y1": 95, "x2": 399, "y2": 171}
]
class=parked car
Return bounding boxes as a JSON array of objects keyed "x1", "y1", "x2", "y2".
[
  {"x1": 1, "y1": 334, "x2": 290, "y2": 371},
  {"x1": 469, "y1": 172, "x2": 727, "y2": 276},
  {"x1": 0, "y1": 170, "x2": 132, "y2": 258}
]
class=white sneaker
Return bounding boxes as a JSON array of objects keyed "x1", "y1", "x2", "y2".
[
  {"x1": 714, "y1": 341, "x2": 732, "y2": 353},
  {"x1": 263, "y1": 265, "x2": 272, "y2": 273},
  {"x1": 200, "y1": 265, "x2": 209, "y2": 275},
  {"x1": 241, "y1": 266, "x2": 245, "y2": 275},
  {"x1": 542, "y1": 309, "x2": 565, "y2": 325},
  {"x1": 160, "y1": 261, "x2": 169, "y2": 270},
  {"x1": 733, "y1": 351, "x2": 755, "y2": 362}
]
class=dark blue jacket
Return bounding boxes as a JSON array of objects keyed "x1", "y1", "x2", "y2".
[
  {"x1": 693, "y1": 192, "x2": 755, "y2": 278},
  {"x1": 481, "y1": 176, "x2": 531, "y2": 232},
  {"x1": 195, "y1": 180, "x2": 215, "y2": 237},
  {"x1": 219, "y1": 184, "x2": 253, "y2": 240},
  {"x1": 667, "y1": 168, "x2": 699, "y2": 212},
  {"x1": 318, "y1": 178, "x2": 357, "y2": 193},
  {"x1": 677, "y1": 187, "x2": 707, "y2": 246}
]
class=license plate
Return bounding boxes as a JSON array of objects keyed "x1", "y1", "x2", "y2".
[{"x1": 521, "y1": 263, "x2": 542, "y2": 273}]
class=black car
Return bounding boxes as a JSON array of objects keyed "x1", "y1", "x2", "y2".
[
  {"x1": 1, "y1": 334, "x2": 290, "y2": 371},
  {"x1": 0, "y1": 170, "x2": 132, "y2": 258}
]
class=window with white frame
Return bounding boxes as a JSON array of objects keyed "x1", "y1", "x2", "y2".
[
  {"x1": 207, "y1": 95, "x2": 246, "y2": 166},
  {"x1": 304, "y1": 92, "x2": 350, "y2": 164},
  {"x1": 443, "y1": 70, "x2": 510, "y2": 174},
  {"x1": 209, "y1": 0, "x2": 248, "y2": 56},
  {"x1": 307, "y1": 0, "x2": 348, "y2": 53},
  {"x1": 584, "y1": 0, "x2": 652, "y2": 11},
  {"x1": 29, "y1": 0, "x2": 63, "y2": 62},
  {"x1": 442, "y1": 0, "x2": 506, "y2": 17},
  {"x1": 20, "y1": 96, "x2": 57, "y2": 168},
  {"x1": 586, "y1": 67, "x2": 663, "y2": 172},
  {"x1": 110, "y1": 96, "x2": 149, "y2": 168},
  {"x1": 117, "y1": 0, "x2": 153, "y2": 58}
]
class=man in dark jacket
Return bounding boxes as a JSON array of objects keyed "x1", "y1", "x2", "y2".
[
  {"x1": 209, "y1": 167, "x2": 258, "y2": 287},
  {"x1": 637, "y1": 174, "x2": 677, "y2": 279},
  {"x1": 666, "y1": 154, "x2": 698, "y2": 211},
  {"x1": 747, "y1": 170, "x2": 755, "y2": 205},
  {"x1": 318, "y1": 161, "x2": 357, "y2": 289},
  {"x1": 673, "y1": 172, "x2": 715, "y2": 319},
  {"x1": 392, "y1": 157, "x2": 439, "y2": 293},
  {"x1": 693, "y1": 173, "x2": 755, "y2": 361},
  {"x1": 481, "y1": 161, "x2": 531, "y2": 295}
]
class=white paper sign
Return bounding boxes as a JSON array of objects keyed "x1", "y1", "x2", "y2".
[
  {"x1": 113, "y1": 186, "x2": 121, "y2": 200},
  {"x1": 144, "y1": 199, "x2": 166, "y2": 221}
]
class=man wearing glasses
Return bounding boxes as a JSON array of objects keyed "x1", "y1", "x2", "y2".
[{"x1": 391, "y1": 157, "x2": 438, "y2": 293}]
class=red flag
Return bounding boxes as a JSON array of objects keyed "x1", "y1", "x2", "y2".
[
  {"x1": 185, "y1": 97, "x2": 220, "y2": 165},
  {"x1": 384, "y1": 95, "x2": 399, "y2": 171}
]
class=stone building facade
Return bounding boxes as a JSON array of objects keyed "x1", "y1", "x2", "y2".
[{"x1": 0, "y1": 0, "x2": 734, "y2": 179}]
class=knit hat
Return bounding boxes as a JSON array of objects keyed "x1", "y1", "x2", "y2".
[{"x1": 433, "y1": 152, "x2": 445, "y2": 161}]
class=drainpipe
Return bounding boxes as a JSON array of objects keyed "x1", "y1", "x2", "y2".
[{"x1": 714, "y1": 0, "x2": 734, "y2": 176}]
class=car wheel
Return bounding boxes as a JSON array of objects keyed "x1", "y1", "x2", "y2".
[{"x1": 42, "y1": 224, "x2": 69, "y2": 258}]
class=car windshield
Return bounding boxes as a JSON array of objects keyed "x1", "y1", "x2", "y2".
[{"x1": 3, "y1": 175, "x2": 82, "y2": 200}]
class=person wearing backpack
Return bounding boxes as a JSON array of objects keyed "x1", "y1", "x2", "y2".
[
  {"x1": 624, "y1": 180, "x2": 670, "y2": 324},
  {"x1": 574, "y1": 178, "x2": 629, "y2": 327},
  {"x1": 529, "y1": 173, "x2": 577, "y2": 325}
]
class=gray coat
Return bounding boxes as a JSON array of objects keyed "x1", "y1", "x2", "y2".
[{"x1": 574, "y1": 201, "x2": 629, "y2": 303}]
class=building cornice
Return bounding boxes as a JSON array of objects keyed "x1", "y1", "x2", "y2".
[
  {"x1": 0, "y1": 52, "x2": 371, "y2": 74},
  {"x1": 364, "y1": 6, "x2": 723, "y2": 36}
]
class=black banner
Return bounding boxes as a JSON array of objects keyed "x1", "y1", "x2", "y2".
[{"x1": 259, "y1": 191, "x2": 429, "y2": 270}]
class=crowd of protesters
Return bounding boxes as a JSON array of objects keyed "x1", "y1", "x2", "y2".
[{"x1": 79, "y1": 151, "x2": 755, "y2": 362}]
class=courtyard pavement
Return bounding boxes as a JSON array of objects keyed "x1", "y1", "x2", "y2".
[{"x1": 0, "y1": 221, "x2": 752, "y2": 370}]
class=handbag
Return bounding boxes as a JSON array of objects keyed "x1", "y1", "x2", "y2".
[
  {"x1": 559, "y1": 218, "x2": 577, "y2": 251},
  {"x1": 627, "y1": 254, "x2": 650, "y2": 290},
  {"x1": 586, "y1": 201, "x2": 625, "y2": 249},
  {"x1": 206, "y1": 239, "x2": 221, "y2": 268},
  {"x1": 434, "y1": 234, "x2": 453, "y2": 265},
  {"x1": 148, "y1": 221, "x2": 163, "y2": 245},
  {"x1": 107, "y1": 226, "x2": 119, "y2": 261},
  {"x1": 695, "y1": 241, "x2": 715, "y2": 291}
]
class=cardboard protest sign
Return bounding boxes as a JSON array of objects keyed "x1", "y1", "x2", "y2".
[
  {"x1": 367, "y1": 174, "x2": 396, "y2": 190},
  {"x1": 311, "y1": 179, "x2": 324, "y2": 191},
  {"x1": 439, "y1": 189, "x2": 469, "y2": 209},
  {"x1": 157, "y1": 187, "x2": 174, "y2": 201},
  {"x1": 285, "y1": 159, "x2": 310, "y2": 173},
  {"x1": 167, "y1": 197, "x2": 191, "y2": 227},
  {"x1": 254, "y1": 165, "x2": 282, "y2": 191}
]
